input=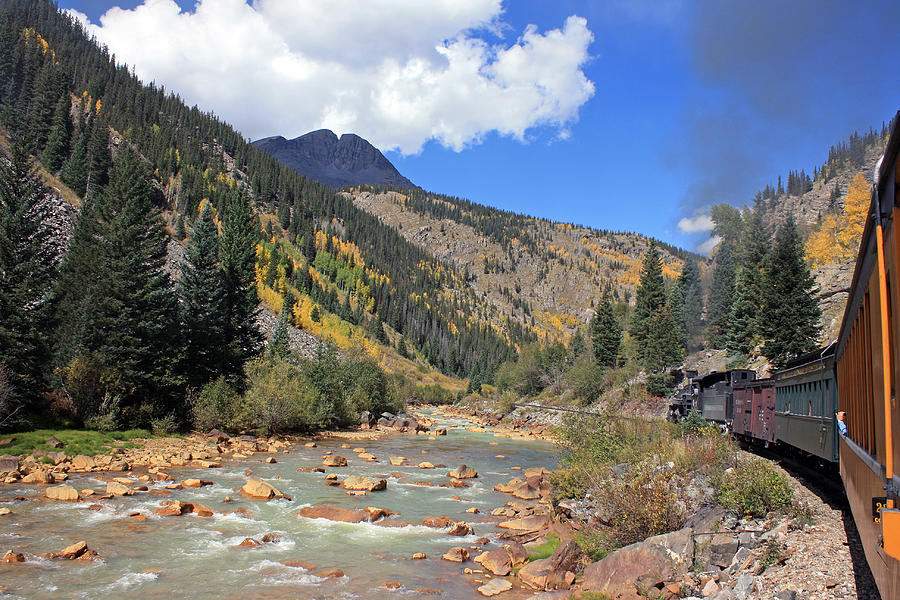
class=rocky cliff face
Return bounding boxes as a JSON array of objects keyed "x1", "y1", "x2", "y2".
[{"x1": 252, "y1": 129, "x2": 414, "y2": 189}]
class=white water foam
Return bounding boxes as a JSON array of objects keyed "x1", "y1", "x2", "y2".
[{"x1": 104, "y1": 571, "x2": 159, "y2": 591}]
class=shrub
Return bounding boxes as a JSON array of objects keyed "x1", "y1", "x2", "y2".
[
  {"x1": 715, "y1": 457, "x2": 793, "y2": 517},
  {"x1": 83, "y1": 393, "x2": 121, "y2": 432},
  {"x1": 150, "y1": 413, "x2": 179, "y2": 436},
  {"x1": 566, "y1": 356, "x2": 605, "y2": 406},
  {"x1": 245, "y1": 357, "x2": 325, "y2": 434},
  {"x1": 680, "y1": 409, "x2": 708, "y2": 433},
  {"x1": 191, "y1": 377, "x2": 243, "y2": 431},
  {"x1": 57, "y1": 355, "x2": 126, "y2": 425},
  {"x1": 601, "y1": 463, "x2": 685, "y2": 546},
  {"x1": 574, "y1": 526, "x2": 612, "y2": 561},
  {"x1": 497, "y1": 390, "x2": 518, "y2": 415}
]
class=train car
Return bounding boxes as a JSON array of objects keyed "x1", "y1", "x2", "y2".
[
  {"x1": 835, "y1": 111, "x2": 900, "y2": 599},
  {"x1": 697, "y1": 369, "x2": 755, "y2": 424},
  {"x1": 773, "y1": 345, "x2": 838, "y2": 463},
  {"x1": 733, "y1": 378, "x2": 776, "y2": 443}
]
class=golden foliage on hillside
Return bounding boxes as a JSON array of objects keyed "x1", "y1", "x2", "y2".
[{"x1": 806, "y1": 173, "x2": 869, "y2": 267}]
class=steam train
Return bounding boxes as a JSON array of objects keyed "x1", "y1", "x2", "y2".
[
  {"x1": 669, "y1": 111, "x2": 900, "y2": 598},
  {"x1": 668, "y1": 346, "x2": 838, "y2": 466}
]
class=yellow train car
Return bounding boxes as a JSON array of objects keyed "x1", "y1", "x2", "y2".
[{"x1": 836, "y1": 110, "x2": 900, "y2": 599}]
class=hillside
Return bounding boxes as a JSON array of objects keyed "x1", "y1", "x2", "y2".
[
  {"x1": 346, "y1": 187, "x2": 690, "y2": 342},
  {"x1": 253, "y1": 129, "x2": 415, "y2": 189}
]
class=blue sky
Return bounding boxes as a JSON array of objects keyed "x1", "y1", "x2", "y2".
[{"x1": 59, "y1": 1, "x2": 900, "y2": 252}]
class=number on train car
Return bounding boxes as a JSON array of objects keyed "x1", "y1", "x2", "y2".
[{"x1": 874, "y1": 497, "x2": 888, "y2": 523}]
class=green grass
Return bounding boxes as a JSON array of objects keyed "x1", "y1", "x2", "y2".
[
  {"x1": 0, "y1": 429, "x2": 151, "y2": 457},
  {"x1": 526, "y1": 533, "x2": 561, "y2": 561}
]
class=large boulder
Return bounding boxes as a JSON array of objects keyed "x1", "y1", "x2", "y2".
[
  {"x1": 0, "y1": 454, "x2": 19, "y2": 473},
  {"x1": 106, "y1": 481, "x2": 132, "y2": 496},
  {"x1": 21, "y1": 470, "x2": 52, "y2": 484},
  {"x1": 447, "y1": 465, "x2": 478, "y2": 479},
  {"x1": 154, "y1": 501, "x2": 189, "y2": 517},
  {"x1": 441, "y1": 547, "x2": 469, "y2": 562},
  {"x1": 360, "y1": 411, "x2": 376, "y2": 428},
  {"x1": 70, "y1": 455, "x2": 96, "y2": 471},
  {"x1": 241, "y1": 477, "x2": 286, "y2": 500},
  {"x1": 497, "y1": 515, "x2": 551, "y2": 534},
  {"x1": 474, "y1": 549, "x2": 512, "y2": 576},
  {"x1": 298, "y1": 503, "x2": 388, "y2": 523},
  {"x1": 517, "y1": 540, "x2": 582, "y2": 590},
  {"x1": 582, "y1": 527, "x2": 694, "y2": 598},
  {"x1": 341, "y1": 475, "x2": 387, "y2": 492},
  {"x1": 323, "y1": 455, "x2": 348, "y2": 467},
  {"x1": 2, "y1": 550, "x2": 26, "y2": 563},
  {"x1": 446, "y1": 521, "x2": 473, "y2": 536},
  {"x1": 46, "y1": 484, "x2": 79, "y2": 502}
]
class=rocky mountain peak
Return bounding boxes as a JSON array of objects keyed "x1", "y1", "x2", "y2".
[{"x1": 252, "y1": 129, "x2": 414, "y2": 190}]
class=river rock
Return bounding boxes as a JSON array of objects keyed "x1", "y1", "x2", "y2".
[
  {"x1": 1, "y1": 550, "x2": 25, "y2": 563},
  {"x1": 238, "y1": 537, "x2": 261, "y2": 548},
  {"x1": 323, "y1": 455, "x2": 348, "y2": 467},
  {"x1": 21, "y1": 470, "x2": 52, "y2": 484},
  {"x1": 477, "y1": 578, "x2": 513, "y2": 597},
  {"x1": 154, "y1": 501, "x2": 189, "y2": 517},
  {"x1": 494, "y1": 478, "x2": 523, "y2": 493},
  {"x1": 517, "y1": 541, "x2": 581, "y2": 591},
  {"x1": 319, "y1": 568, "x2": 344, "y2": 578},
  {"x1": 182, "y1": 479, "x2": 212, "y2": 488},
  {"x1": 46, "y1": 436, "x2": 65, "y2": 448},
  {"x1": 52, "y1": 540, "x2": 88, "y2": 559},
  {"x1": 389, "y1": 456, "x2": 406, "y2": 466},
  {"x1": 299, "y1": 503, "x2": 386, "y2": 523},
  {"x1": 497, "y1": 515, "x2": 551, "y2": 534},
  {"x1": 423, "y1": 516, "x2": 453, "y2": 528},
  {"x1": 412, "y1": 553, "x2": 427, "y2": 559},
  {"x1": 582, "y1": 527, "x2": 694, "y2": 596},
  {"x1": 504, "y1": 541, "x2": 529, "y2": 566},
  {"x1": 448, "y1": 465, "x2": 478, "y2": 479},
  {"x1": 0, "y1": 508, "x2": 11, "y2": 516},
  {"x1": 70, "y1": 455, "x2": 95, "y2": 471},
  {"x1": 474, "y1": 549, "x2": 512, "y2": 575},
  {"x1": 341, "y1": 475, "x2": 387, "y2": 492},
  {"x1": 447, "y1": 521, "x2": 474, "y2": 536},
  {"x1": 418, "y1": 462, "x2": 435, "y2": 469},
  {"x1": 241, "y1": 477, "x2": 285, "y2": 499},
  {"x1": 441, "y1": 547, "x2": 469, "y2": 562},
  {"x1": 106, "y1": 481, "x2": 132, "y2": 496},
  {"x1": 46, "y1": 484, "x2": 79, "y2": 502},
  {"x1": 0, "y1": 455, "x2": 19, "y2": 473}
]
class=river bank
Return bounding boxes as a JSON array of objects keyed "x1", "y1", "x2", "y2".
[{"x1": 0, "y1": 408, "x2": 559, "y2": 599}]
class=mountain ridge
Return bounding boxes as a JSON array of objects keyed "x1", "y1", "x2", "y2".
[{"x1": 252, "y1": 129, "x2": 415, "y2": 190}]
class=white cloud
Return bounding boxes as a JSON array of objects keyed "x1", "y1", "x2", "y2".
[
  {"x1": 697, "y1": 235, "x2": 720, "y2": 254},
  {"x1": 67, "y1": 0, "x2": 595, "y2": 154},
  {"x1": 677, "y1": 213, "x2": 714, "y2": 234}
]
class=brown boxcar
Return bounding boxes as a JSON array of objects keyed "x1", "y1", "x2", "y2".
[
  {"x1": 835, "y1": 110, "x2": 900, "y2": 599},
  {"x1": 732, "y1": 382, "x2": 753, "y2": 437}
]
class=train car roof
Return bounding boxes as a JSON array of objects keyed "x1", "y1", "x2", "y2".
[
  {"x1": 698, "y1": 369, "x2": 755, "y2": 387},
  {"x1": 837, "y1": 111, "x2": 900, "y2": 360},
  {"x1": 774, "y1": 343, "x2": 835, "y2": 380}
]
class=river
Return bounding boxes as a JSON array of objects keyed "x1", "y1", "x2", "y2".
[{"x1": 0, "y1": 412, "x2": 558, "y2": 599}]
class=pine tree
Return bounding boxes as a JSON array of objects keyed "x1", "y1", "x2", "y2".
[
  {"x1": 55, "y1": 147, "x2": 182, "y2": 421},
  {"x1": 590, "y1": 292, "x2": 621, "y2": 367},
  {"x1": 42, "y1": 95, "x2": 70, "y2": 173},
  {"x1": 678, "y1": 257, "x2": 703, "y2": 351},
  {"x1": 644, "y1": 305, "x2": 682, "y2": 372},
  {"x1": 268, "y1": 303, "x2": 291, "y2": 360},
  {"x1": 726, "y1": 268, "x2": 756, "y2": 355},
  {"x1": 86, "y1": 114, "x2": 111, "y2": 198},
  {"x1": 0, "y1": 141, "x2": 56, "y2": 406},
  {"x1": 60, "y1": 125, "x2": 87, "y2": 197},
  {"x1": 179, "y1": 203, "x2": 227, "y2": 389},
  {"x1": 219, "y1": 191, "x2": 262, "y2": 382},
  {"x1": 761, "y1": 217, "x2": 822, "y2": 367},
  {"x1": 707, "y1": 238, "x2": 736, "y2": 347},
  {"x1": 629, "y1": 242, "x2": 666, "y2": 352},
  {"x1": 668, "y1": 279, "x2": 686, "y2": 356},
  {"x1": 311, "y1": 304, "x2": 321, "y2": 323}
]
